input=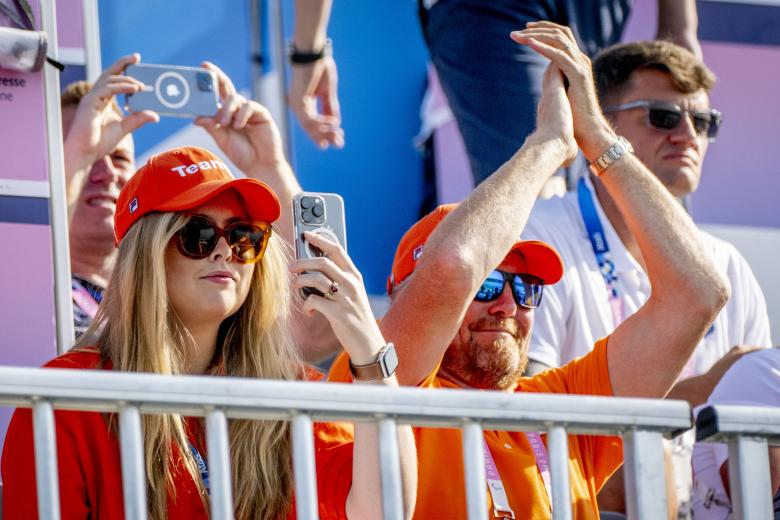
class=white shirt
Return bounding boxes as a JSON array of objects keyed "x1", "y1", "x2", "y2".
[
  {"x1": 691, "y1": 348, "x2": 780, "y2": 519},
  {"x1": 524, "y1": 178, "x2": 772, "y2": 373},
  {"x1": 523, "y1": 179, "x2": 773, "y2": 515}
]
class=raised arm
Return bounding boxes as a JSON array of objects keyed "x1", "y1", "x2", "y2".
[
  {"x1": 656, "y1": 0, "x2": 701, "y2": 58},
  {"x1": 290, "y1": 0, "x2": 344, "y2": 149},
  {"x1": 513, "y1": 22, "x2": 729, "y2": 398},
  {"x1": 195, "y1": 63, "x2": 341, "y2": 362},
  {"x1": 381, "y1": 64, "x2": 577, "y2": 386},
  {"x1": 291, "y1": 234, "x2": 417, "y2": 519},
  {"x1": 63, "y1": 54, "x2": 158, "y2": 217}
]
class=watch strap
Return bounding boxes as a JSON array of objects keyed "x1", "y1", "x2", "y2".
[
  {"x1": 349, "y1": 343, "x2": 398, "y2": 381},
  {"x1": 289, "y1": 38, "x2": 332, "y2": 65},
  {"x1": 589, "y1": 136, "x2": 634, "y2": 176}
]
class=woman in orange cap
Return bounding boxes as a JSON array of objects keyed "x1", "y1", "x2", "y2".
[{"x1": 1, "y1": 145, "x2": 416, "y2": 520}]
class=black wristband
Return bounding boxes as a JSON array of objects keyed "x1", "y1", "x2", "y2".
[{"x1": 289, "y1": 38, "x2": 332, "y2": 65}]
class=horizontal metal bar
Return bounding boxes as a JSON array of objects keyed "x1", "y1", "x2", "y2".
[
  {"x1": 0, "y1": 367, "x2": 691, "y2": 435},
  {"x1": 696, "y1": 404, "x2": 780, "y2": 443}
]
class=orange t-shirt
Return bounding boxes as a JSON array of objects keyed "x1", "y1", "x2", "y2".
[
  {"x1": 328, "y1": 337, "x2": 623, "y2": 519},
  {"x1": 1, "y1": 348, "x2": 355, "y2": 520}
]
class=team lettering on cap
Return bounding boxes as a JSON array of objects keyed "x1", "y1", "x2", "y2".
[{"x1": 171, "y1": 160, "x2": 229, "y2": 177}]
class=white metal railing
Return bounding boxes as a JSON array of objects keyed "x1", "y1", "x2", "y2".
[
  {"x1": 0, "y1": 365, "x2": 694, "y2": 520},
  {"x1": 696, "y1": 404, "x2": 780, "y2": 519}
]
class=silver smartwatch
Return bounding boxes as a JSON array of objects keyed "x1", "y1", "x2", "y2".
[{"x1": 349, "y1": 343, "x2": 398, "y2": 381}]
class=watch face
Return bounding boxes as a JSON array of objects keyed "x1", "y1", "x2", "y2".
[{"x1": 381, "y1": 343, "x2": 399, "y2": 377}]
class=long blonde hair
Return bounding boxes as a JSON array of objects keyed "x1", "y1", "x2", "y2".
[{"x1": 77, "y1": 211, "x2": 301, "y2": 519}]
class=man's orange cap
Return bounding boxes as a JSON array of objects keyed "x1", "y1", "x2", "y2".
[
  {"x1": 386, "y1": 204, "x2": 564, "y2": 295},
  {"x1": 114, "y1": 146, "x2": 280, "y2": 244}
]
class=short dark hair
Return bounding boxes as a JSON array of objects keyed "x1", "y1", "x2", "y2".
[{"x1": 593, "y1": 40, "x2": 716, "y2": 104}]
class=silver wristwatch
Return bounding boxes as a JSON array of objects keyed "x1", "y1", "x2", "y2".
[
  {"x1": 589, "y1": 136, "x2": 634, "y2": 176},
  {"x1": 349, "y1": 343, "x2": 399, "y2": 380}
]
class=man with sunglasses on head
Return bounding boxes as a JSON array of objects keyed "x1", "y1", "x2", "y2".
[
  {"x1": 522, "y1": 40, "x2": 772, "y2": 516},
  {"x1": 322, "y1": 23, "x2": 729, "y2": 518}
]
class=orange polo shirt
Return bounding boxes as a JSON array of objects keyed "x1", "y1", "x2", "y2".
[
  {"x1": 1, "y1": 348, "x2": 355, "y2": 520},
  {"x1": 329, "y1": 337, "x2": 623, "y2": 519}
]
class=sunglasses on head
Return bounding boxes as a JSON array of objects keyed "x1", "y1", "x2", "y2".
[
  {"x1": 474, "y1": 270, "x2": 544, "y2": 309},
  {"x1": 175, "y1": 214, "x2": 272, "y2": 264},
  {"x1": 603, "y1": 100, "x2": 723, "y2": 139}
]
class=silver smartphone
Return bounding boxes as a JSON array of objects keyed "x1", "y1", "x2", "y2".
[
  {"x1": 124, "y1": 64, "x2": 219, "y2": 118},
  {"x1": 292, "y1": 192, "x2": 347, "y2": 297}
]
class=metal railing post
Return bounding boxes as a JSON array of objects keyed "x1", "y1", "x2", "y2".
[
  {"x1": 32, "y1": 400, "x2": 60, "y2": 520},
  {"x1": 378, "y1": 417, "x2": 404, "y2": 520},
  {"x1": 547, "y1": 425, "x2": 572, "y2": 520},
  {"x1": 291, "y1": 414, "x2": 318, "y2": 520},
  {"x1": 461, "y1": 421, "x2": 488, "y2": 520},
  {"x1": 623, "y1": 429, "x2": 667, "y2": 519},
  {"x1": 119, "y1": 405, "x2": 147, "y2": 520},
  {"x1": 727, "y1": 435, "x2": 773, "y2": 520},
  {"x1": 206, "y1": 408, "x2": 234, "y2": 519}
]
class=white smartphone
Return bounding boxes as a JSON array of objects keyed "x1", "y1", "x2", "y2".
[
  {"x1": 124, "y1": 63, "x2": 219, "y2": 118},
  {"x1": 292, "y1": 192, "x2": 347, "y2": 297}
]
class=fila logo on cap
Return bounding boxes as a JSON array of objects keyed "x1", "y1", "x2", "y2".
[
  {"x1": 413, "y1": 245, "x2": 424, "y2": 261},
  {"x1": 171, "y1": 160, "x2": 229, "y2": 177},
  {"x1": 129, "y1": 197, "x2": 139, "y2": 214}
]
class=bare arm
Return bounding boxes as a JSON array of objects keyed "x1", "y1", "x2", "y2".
[
  {"x1": 291, "y1": 234, "x2": 417, "y2": 520},
  {"x1": 195, "y1": 64, "x2": 341, "y2": 362},
  {"x1": 513, "y1": 22, "x2": 729, "y2": 398},
  {"x1": 290, "y1": 0, "x2": 344, "y2": 148},
  {"x1": 667, "y1": 345, "x2": 764, "y2": 406},
  {"x1": 63, "y1": 54, "x2": 158, "y2": 218},
  {"x1": 381, "y1": 64, "x2": 577, "y2": 386},
  {"x1": 656, "y1": 0, "x2": 701, "y2": 58}
]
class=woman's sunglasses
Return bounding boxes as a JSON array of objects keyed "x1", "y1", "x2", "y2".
[
  {"x1": 175, "y1": 214, "x2": 272, "y2": 264},
  {"x1": 603, "y1": 99, "x2": 723, "y2": 140},
  {"x1": 474, "y1": 270, "x2": 544, "y2": 309}
]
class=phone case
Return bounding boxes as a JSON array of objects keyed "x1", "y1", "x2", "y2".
[
  {"x1": 292, "y1": 192, "x2": 347, "y2": 297},
  {"x1": 124, "y1": 64, "x2": 219, "y2": 118}
]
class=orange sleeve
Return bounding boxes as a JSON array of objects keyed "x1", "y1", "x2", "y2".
[
  {"x1": 312, "y1": 421, "x2": 355, "y2": 520},
  {"x1": 518, "y1": 337, "x2": 623, "y2": 491}
]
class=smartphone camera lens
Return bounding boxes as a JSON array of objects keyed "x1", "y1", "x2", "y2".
[
  {"x1": 299, "y1": 196, "x2": 325, "y2": 224},
  {"x1": 196, "y1": 71, "x2": 214, "y2": 92}
]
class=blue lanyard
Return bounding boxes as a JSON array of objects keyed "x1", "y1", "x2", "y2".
[
  {"x1": 189, "y1": 443, "x2": 210, "y2": 495},
  {"x1": 577, "y1": 178, "x2": 620, "y2": 301}
]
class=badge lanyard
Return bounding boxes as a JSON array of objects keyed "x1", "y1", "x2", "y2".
[
  {"x1": 482, "y1": 432, "x2": 552, "y2": 518},
  {"x1": 71, "y1": 279, "x2": 101, "y2": 319},
  {"x1": 577, "y1": 178, "x2": 624, "y2": 327},
  {"x1": 189, "y1": 443, "x2": 210, "y2": 495}
]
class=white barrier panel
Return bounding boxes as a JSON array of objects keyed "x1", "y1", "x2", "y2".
[{"x1": 0, "y1": 366, "x2": 693, "y2": 519}]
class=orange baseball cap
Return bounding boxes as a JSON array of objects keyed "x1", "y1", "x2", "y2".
[
  {"x1": 114, "y1": 146, "x2": 280, "y2": 244},
  {"x1": 386, "y1": 204, "x2": 564, "y2": 294}
]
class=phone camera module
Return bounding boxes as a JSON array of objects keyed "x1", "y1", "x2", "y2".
[
  {"x1": 300, "y1": 197, "x2": 325, "y2": 224},
  {"x1": 196, "y1": 71, "x2": 214, "y2": 92}
]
